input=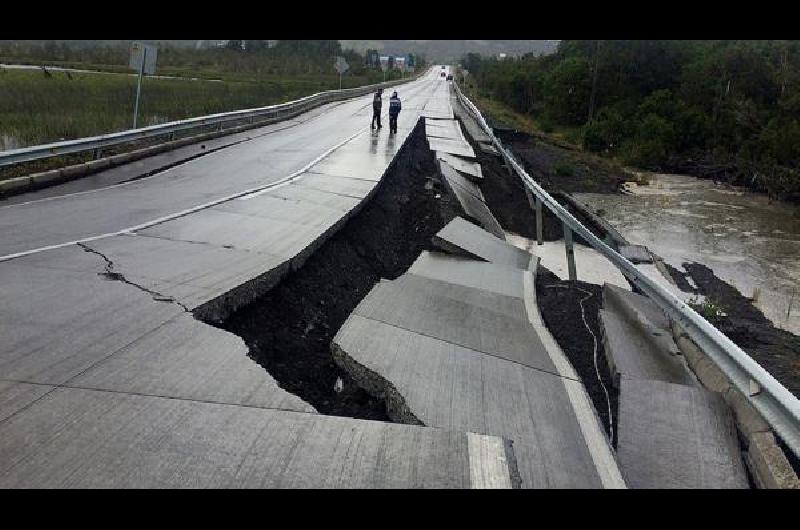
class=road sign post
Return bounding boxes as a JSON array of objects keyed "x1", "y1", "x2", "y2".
[
  {"x1": 334, "y1": 56, "x2": 349, "y2": 90},
  {"x1": 130, "y1": 42, "x2": 157, "y2": 129},
  {"x1": 380, "y1": 56, "x2": 389, "y2": 82}
]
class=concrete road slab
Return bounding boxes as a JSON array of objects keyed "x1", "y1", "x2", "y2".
[
  {"x1": 604, "y1": 283, "x2": 670, "y2": 331},
  {"x1": 0, "y1": 387, "x2": 519, "y2": 488},
  {"x1": 425, "y1": 120, "x2": 466, "y2": 142},
  {"x1": 0, "y1": 247, "x2": 184, "y2": 384},
  {"x1": 390, "y1": 274, "x2": 527, "y2": 320},
  {"x1": 599, "y1": 308, "x2": 694, "y2": 388},
  {"x1": 333, "y1": 314, "x2": 604, "y2": 488},
  {"x1": 619, "y1": 244, "x2": 653, "y2": 264},
  {"x1": 0, "y1": 381, "x2": 53, "y2": 422},
  {"x1": 505, "y1": 234, "x2": 632, "y2": 289},
  {"x1": 85, "y1": 234, "x2": 287, "y2": 311},
  {"x1": 433, "y1": 217, "x2": 533, "y2": 268},
  {"x1": 71, "y1": 313, "x2": 314, "y2": 412},
  {"x1": 438, "y1": 161, "x2": 504, "y2": 238},
  {"x1": 599, "y1": 283, "x2": 692, "y2": 388},
  {"x1": 264, "y1": 184, "x2": 361, "y2": 213},
  {"x1": 408, "y1": 251, "x2": 526, "y2": 299},
  {"x1": 436, "y1": 152, "x2": 483, "y2": 181},
  {"x1": 479, "y1": 142, "x2": 501, "y2": 156},
  {"x1": 138, "y1": 208, "x2": 336, "y2": 261},
  {"x1": 427, "y1": 136, "x2": 475, "y2": 158},
  {"x1": 214, "y1": 192, "x2": 347, "y2": 225},
  {"x1": 438, "y1": 159, "x2": 484, "y2": 199},
  {"x1": 451, "y1": 98, "x2": 492, "y2": 143},
  {"x1": 617, "y1": 377, "x2": 748, "y2": 488},
  {"x1": 352, "y1": 278, "x2": 554, "y2": 373},
  {"x1": 291, "y1": 172, "x2": 377, "y2": 199}
]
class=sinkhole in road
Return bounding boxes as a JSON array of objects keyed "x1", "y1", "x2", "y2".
[{"x1": 204, "y1": 122, "x2": 461, "y2": 421}]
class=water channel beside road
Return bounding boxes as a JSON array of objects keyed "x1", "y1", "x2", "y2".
[{"x1": 575, "y1": 173, "x2": 800, "y2": 336}]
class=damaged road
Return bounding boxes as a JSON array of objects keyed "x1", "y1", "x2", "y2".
[{"x1": 212, "y1": 122, "x2": 461, "y2": 420}]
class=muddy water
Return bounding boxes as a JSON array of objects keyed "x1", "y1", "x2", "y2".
[{"x1": 575, "y1": 173, "x2": 800, "y2": 336}]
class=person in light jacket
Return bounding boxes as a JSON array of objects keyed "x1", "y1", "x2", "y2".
[
  {"x1": 388, "y1": 91, "x2": 402, "y2": 134},
  {"x1": 371, "y1": 89, "x2": 383, "y2": 130}
]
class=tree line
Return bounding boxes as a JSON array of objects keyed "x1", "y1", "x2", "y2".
[
  {"x1": 461, "y1": 41, "x2": 800, "y2": 201},
  {"x1": 0, "y1": 40, "x2": 426, "y2": 78}
]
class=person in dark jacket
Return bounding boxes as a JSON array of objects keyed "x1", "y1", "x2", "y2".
[
  {"x1": 388, "y1": 91, "x2": 401, "y2": 134},
  {"x1": 371, "y1": 89, "x2": 383, "y2": 130}
]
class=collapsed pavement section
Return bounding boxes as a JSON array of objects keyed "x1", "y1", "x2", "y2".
[{"x1": 333, "y1": 217, "x2": 626, "y2": 489}]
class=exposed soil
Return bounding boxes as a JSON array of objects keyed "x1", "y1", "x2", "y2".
[
  {"x1": 457, "y1": 123, "x2": 614, "y2": 247},
  {"x1": 535, "y1": 266, "x2": 619, "y2": 446},
  {"x1": 666, "y1": 262, "x2": 800, "y2": 399},
  {"x1": 212, "y1": 122, "x2": 461, "y2": 421},
  {"x1": 495, "y1": 129, "x2": 627, "y2": 195}
]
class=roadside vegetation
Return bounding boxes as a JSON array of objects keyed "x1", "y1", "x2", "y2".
[
  {"x1": 0, "y1": 40, "x2": 423, "y2": 149},
  {"x1": 460, "y1": 40, "x2": 800, "y2": 202}
]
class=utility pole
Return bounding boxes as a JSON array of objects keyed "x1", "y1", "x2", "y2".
[{"x1": 587, "y1": 40, "x2": 600, "y2": 124}]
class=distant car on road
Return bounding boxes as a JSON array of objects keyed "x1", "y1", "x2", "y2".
[
  {"x1": 446, "y1": 74, "x2": 453, "y2": 81},
  {"x1": 440, "y1": 71, "x2": 446, "y2": 78}
]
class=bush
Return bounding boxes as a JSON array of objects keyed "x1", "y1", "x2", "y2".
[{"x1": 554, "y1": 163, "x2": 576, "y2": 176}]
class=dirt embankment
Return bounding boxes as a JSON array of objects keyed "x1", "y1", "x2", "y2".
[
  {"x1": 535, "y1": 267, "x2": 619, "y2": 445},
  {"x1": 496, "y1": 129, "x2": 628, "y2": 195},
  {"x1": 462, "y1": 126, "x2": 616, "y2": 247},
  {"x1": 213, "y1": 122, "x2": 461, "y2": 421},
  {"x1": 665, "y1": 262, "x2": 800, "y2": 398}
]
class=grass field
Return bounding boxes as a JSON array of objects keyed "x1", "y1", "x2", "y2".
[{"x1": 0, "y1": 67, "x2": 403, "y2": 149}]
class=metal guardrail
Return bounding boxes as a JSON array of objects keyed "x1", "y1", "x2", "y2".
[
  {"x1": 0, "y1": 69, "x2": 429, "y2": 168},
  {"x1": 452, "y1": 80, "x2": 800, "y2": 459}
]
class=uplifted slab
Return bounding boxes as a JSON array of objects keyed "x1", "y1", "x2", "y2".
[
  {"x1": 333, "y1": 312, "x2": 606, "y2": 488},
  {"x1": 619, "y1": 244, "x2": 653, "y2": 264},
  {"x1": 451, "y1": 96, "x2": 492, "y2": 143},
  {"x1": 408, "y1": 251, "x2": 526, "y2": 299},
  {"x1": 617, "y1": 377, "x2": 748, "y2": 489},
  {"x1": 427, "y1": 137, "x2": 475, "y2": 159},
  {"x1": 352, "y1": 276, "x2": 553, "y2": 373},
  {"x1": 438, "y1": 161, "x2": 504, "y2": 238},
  {"x1": 479, "y1": 142, "x2": 501, "y2": 156},
  {"x1": 435, "y1": 152, "x2": 483, "y2": 181},
  {"x1": 433, "y1": 217, "x2": 534, "y2": 269},
  {"x1": 0, "y1": 387, "x2": 519, "y2": 488},
  {"x1": 600, "y1": 284, "x2": 693, "y2": 388},
  {"x1": 425, "y1": 120, "x2": 466, "y2": 142}
]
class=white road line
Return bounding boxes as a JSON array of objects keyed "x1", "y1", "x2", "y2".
[
  {"x1": 522, "y1": 271, "x2": 627, "y2": 489},
  {"x1": 0, "y1": 127, "x2": 369, "y2": 263},
  {"x1": 466, "y1": 432, "x2": 514, "y2": 489},
  {"x1": 0, "y1": 100, "x2": 361, "y2": 210}
]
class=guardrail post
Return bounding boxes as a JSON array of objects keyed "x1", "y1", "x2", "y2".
[
  {"x1": 536, "y1": 197, "x2": 543, "y2": 246},
  {"x1": 563, "y1": 222, "x2": 577, "y2": 283}
]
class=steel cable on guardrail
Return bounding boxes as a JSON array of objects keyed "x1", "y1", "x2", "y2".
[{"x1": 451, "y1": 79, "x2": 800, "y2": 460}]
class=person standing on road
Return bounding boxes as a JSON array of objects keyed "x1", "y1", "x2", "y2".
[
  {"x1": 389, "y1": 91, "x2": 402, "y2": 134},
  {"x1": 371, "y1": 89, "x2": 383, "y2": 130}
]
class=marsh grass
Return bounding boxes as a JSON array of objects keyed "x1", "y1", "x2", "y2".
[{"x1": 0, "y1": 68, "x2": 392, "y2": 149}]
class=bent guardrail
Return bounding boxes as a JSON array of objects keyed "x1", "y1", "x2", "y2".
[
  {"x1": 452, "y1": 80, "x2": 800, "y2": 460},
  {"x1": 0, "y1": 68, "x2": 430, "y2": 168}
]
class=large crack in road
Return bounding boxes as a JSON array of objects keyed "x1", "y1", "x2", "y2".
[{"x1": 199, "y1": 121, "x2": 462, "y2": 421}]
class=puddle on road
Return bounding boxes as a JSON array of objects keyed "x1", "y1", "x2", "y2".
[{"x1": 576, "y1": 173, "x2": 800, "y2": 335}]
